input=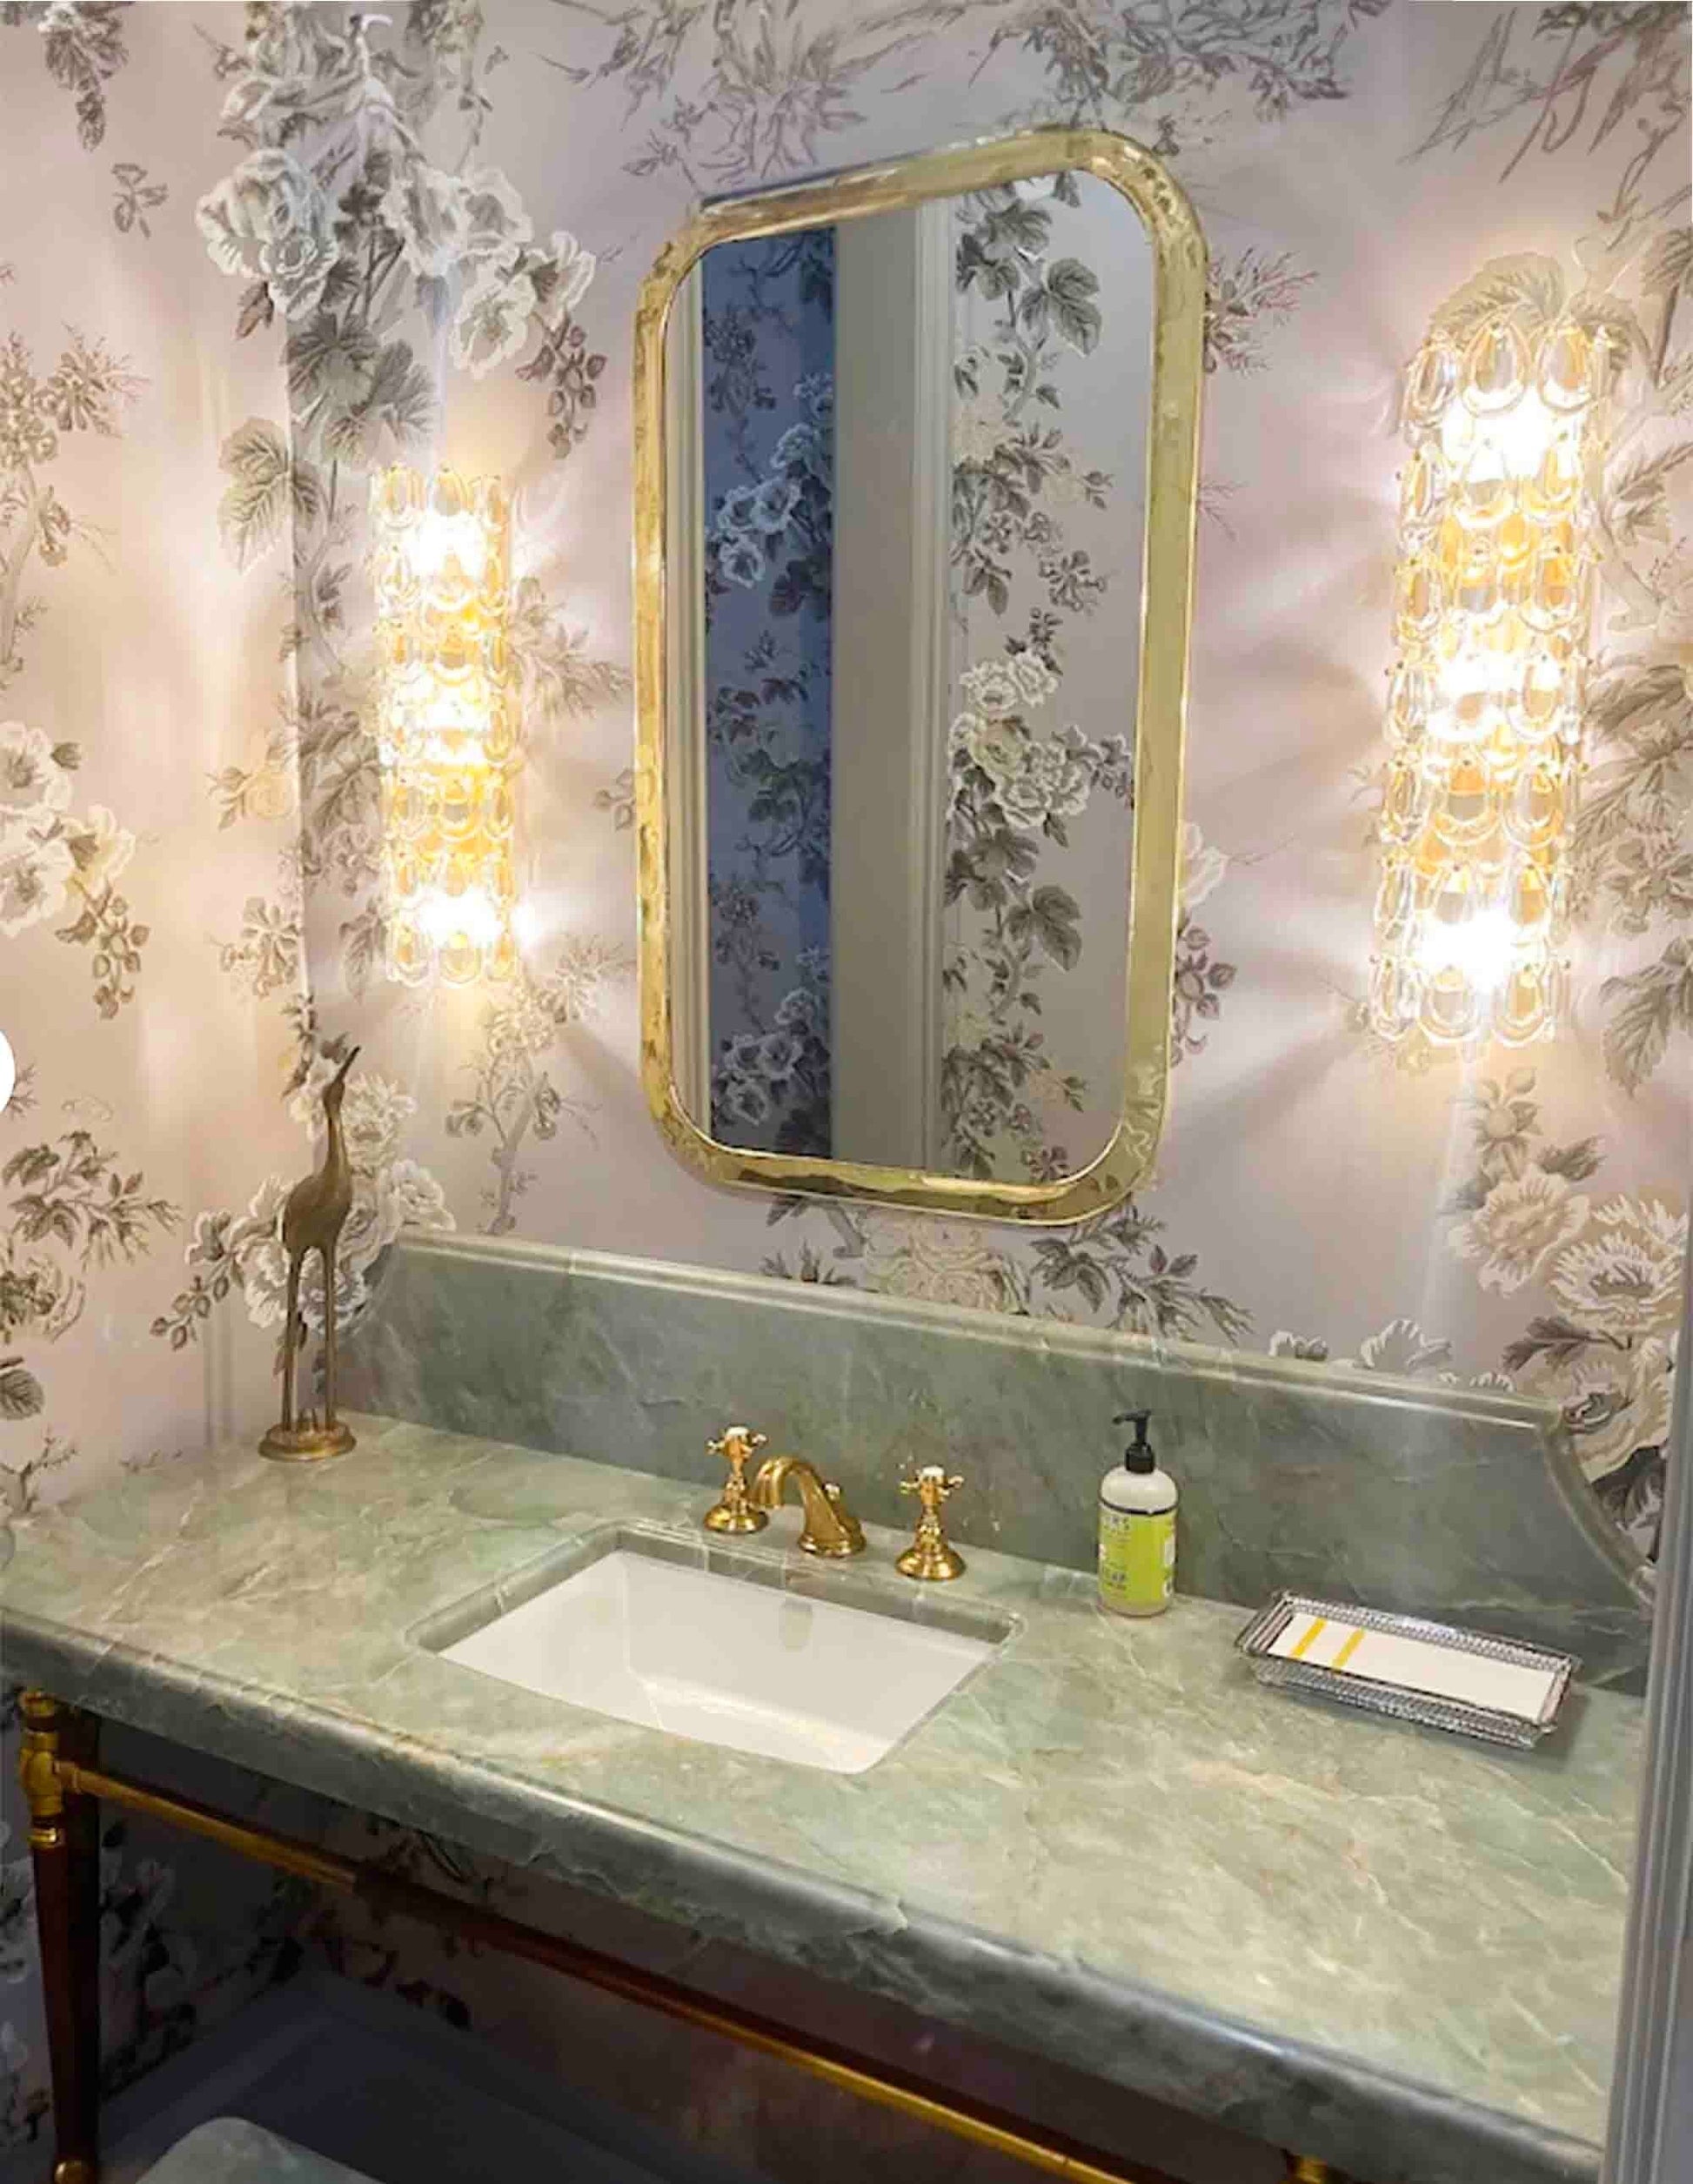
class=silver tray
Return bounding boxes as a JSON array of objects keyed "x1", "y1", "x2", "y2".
[{"x1": 1235, "y1": 1591, "x2": 1578, "y2": 1750}]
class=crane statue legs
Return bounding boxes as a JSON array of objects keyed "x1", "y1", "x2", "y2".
[{"x1": 259, "y1": 1046, "x2": 360, "y2": 1463}]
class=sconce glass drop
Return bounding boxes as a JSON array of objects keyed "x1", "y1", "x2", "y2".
[
  {"x1": 371, "y1": 465, "x2": 518, "y2": 987},
  {"x1": 1369, "y1": 292, "x2": 1607, "y2": 1051}
]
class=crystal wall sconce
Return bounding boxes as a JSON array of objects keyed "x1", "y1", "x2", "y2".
[
  {"x1": 1370, "y1": 278, "x2": 1609, "y2": 1049},
  {"x1": 371, "y1": 466, "x2": 517, "y2": 987}
]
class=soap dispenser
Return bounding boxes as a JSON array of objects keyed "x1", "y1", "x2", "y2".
[{"x1": 1098, "y1": 1410, "x2": 1177, "y2": 1618}]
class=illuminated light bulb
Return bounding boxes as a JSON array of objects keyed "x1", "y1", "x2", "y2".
[
  {"x1": 371, "y1": 463, "x2": 519, "y2": 987},
  {"x1": 1417, "y1": 900, "x2": 1518, "y2": 992},
  {"x1": 1455, "y1": 439, "x2": 1512, "y2": 529}
]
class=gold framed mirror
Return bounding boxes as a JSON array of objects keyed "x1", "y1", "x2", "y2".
[{"x1": 633, "y1": 126, "x2": 1205, "y2": 1223}]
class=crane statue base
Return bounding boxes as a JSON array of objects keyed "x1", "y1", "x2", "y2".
[{"x1": 259, "y1": 1418, "x2": 357, "y2": 1464}]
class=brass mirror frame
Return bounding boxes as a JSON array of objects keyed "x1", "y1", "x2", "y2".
[{"x1": 632, "y1": 125, "x2": 1206, "y2": 1223}]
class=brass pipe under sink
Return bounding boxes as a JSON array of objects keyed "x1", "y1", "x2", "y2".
[{"x1": 21, "y1": 1696, "x2": 1350, "y2": 2184}]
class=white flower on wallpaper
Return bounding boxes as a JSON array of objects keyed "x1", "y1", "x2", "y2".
[
  {"x1": 0, "y1": 714, "x2": 140, "y2": 1008},
  {"x1": 1549, "y1": 1197, "x2": 1686, "y2": 1343},
  {"x1": 1444, "y1": 1073, "x2": 1680, "y2": 1542},
  {"x1": 380, "y1": 163, "x2": 530, "y2": 282},
  {"x1": 1178, "y1": 823, "x2": 1228, "y2": 918},
  {"x1": 196, "y1": 149, "x2": 343, "y2": 320},
  {"x1": 1449, "y1": 1169, "x2": 1590, "y2": 1296},
  {"x1": 860, "y1": 1216, "x2": 1018, "y2": 1316},
  {"x1": 452, "y1": 259, "x2": 540, "y2": 378}
]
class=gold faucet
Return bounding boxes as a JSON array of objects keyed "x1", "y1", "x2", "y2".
[{"x1": 749, "y1": 1453, "x2": 866, "y2": 1558}]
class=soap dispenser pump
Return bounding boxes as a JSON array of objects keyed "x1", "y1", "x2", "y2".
[{"x1": 1098, "y1": 1410, "x2": 1177, "y2": 1618}]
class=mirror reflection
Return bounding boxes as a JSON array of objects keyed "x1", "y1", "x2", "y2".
[{"x1": 665, "y1": 171, "x2": 1153, "y2": 1186}]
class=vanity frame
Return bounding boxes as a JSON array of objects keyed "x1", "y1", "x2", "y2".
[
  {"x1": 632, "y1": 125, "x2": 1207, "y2": 1223},
  {"x1": 17, "y1": 1688, "x2": 1346, "y2": 2184}
]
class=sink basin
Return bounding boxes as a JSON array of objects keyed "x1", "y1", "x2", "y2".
[{"x1": 425, "y1": 1531, "x2": 1010, "y2": 1775}]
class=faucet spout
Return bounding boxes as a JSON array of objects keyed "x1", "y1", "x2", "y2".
[{"x1": 749, "y1": 1455, "x2": 866, "y2": 1558}]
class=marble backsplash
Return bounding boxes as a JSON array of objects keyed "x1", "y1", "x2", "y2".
[{"x1": 343, "y1": 1234, "x2": 1650, "y2": 1685}]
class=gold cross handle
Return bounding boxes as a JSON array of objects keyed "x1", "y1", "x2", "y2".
[
  {"x1": 704, "y1": 1425, "x2": 769, "y2": 1535},
  {"x1": 897, "y1": 1464, "x2": 967, "y2": 1582}
]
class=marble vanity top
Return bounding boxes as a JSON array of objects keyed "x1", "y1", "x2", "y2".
[{"x1": 0, "y1": 1416, "x2": 1640, "y2": 2184}]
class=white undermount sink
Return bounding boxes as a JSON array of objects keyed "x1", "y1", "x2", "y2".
[{"x1": 431, "y1": 1533, "x2": 1009, "y2": 1775}]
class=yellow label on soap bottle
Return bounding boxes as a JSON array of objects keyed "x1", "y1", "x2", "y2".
[{"x1": 1098, "y1": 1503, "x2": 1175, "y2": 1616}]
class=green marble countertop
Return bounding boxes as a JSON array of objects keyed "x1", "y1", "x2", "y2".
[{"x1": 0, "y1": 1417, "x2": 1641, "y2": 2184}]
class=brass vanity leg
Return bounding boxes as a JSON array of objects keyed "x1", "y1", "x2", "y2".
[
  {"x1": 1284, "y1": 2158, "x2": 1337, "y2": 2182},
  {"x1": 19, "y1": 1692, "x2": 102, "y2": 2184}
]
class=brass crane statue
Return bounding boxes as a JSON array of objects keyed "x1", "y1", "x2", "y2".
[{"x1": 259, "y1": 1046, "x2": 360, "y2": 1463}]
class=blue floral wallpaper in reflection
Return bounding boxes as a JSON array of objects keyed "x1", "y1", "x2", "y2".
[{"x1": 701, "y1": 231, "x2": 835, "y2": 1157}]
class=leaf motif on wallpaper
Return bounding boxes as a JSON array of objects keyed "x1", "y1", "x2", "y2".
[
  {"x1": 1040, "y1": 259, "x2": 1102, "y2": 355},
  {"x1": 592, "y1": 767, "x2": 636, "y2": 832},
  {"x1": 0, "y1": 1125, "x2": 173, "y2": 1482},
  {"x1": 0, "y1": 1426, "x2": 72, "y2": 1521},
  {"x1": 0, "y1": 724, "x2": 146, "y2": 1015},
  {"x1": 761, "y1": 1192, "x2": 1251, "y2": 1343},
  {"x1": 445, "y1": 939, "x2": 629, "y2": 1234},
  {"x1": 1600, "y1": 944, "x2": 1693, "y2": 1095},
  {"x1": 1443, "y1": 1070, "x2": 1682, "y2": 1548},
  {"x1": 0, "y1": 329, "x2": 141, "y2": 685},
  {"x1": 3, "y1": 0, "x2": 130, "y2": 151},
  {"x1": 1428, "y1": 252, "x2": 1567, "y2": 345},
  {"x1": 217, "y1": 419, "x2": 324, "y2": 573},
  {"x1": 1415, "y1": 7, "x2": 1688, "y2": 208},
  {"x1": 561, "y1": 0, "x2": 1390, "y2": 184},
  {"x1": 110, "y1": 162, "x2": 167, "y2": 238},
  {"x1": 3, "y1": 1131, "x2": 177, "y2": 1268},
  {"x1": 1203, "y1": 250, "x2": 1316, "y2": 377},
  {"x1": 1643, "y1": 224, "x2": 1693, "y2": 309},
  {"x1": 508, "y1": 578, "x2": 630, "y2": 723},
  {"x1": 0, "y1": 1356, "x2": 43, "y2": 1421}
]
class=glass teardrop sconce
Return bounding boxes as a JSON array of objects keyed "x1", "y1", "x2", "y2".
[{"x1": 1370, "y1": 265, "x2": 1605, "y2": 1054}]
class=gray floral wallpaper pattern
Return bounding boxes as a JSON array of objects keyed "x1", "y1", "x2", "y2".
[
  {"x1": 701, "y1": 231, "x2": 836, "y2": 1156},
  {"x1": 0, "y1": 0, "x2": 1688, "y2": 2158},
  {"x1": 943, "y1": 176, "x2": 1139, "y2": 1182}
]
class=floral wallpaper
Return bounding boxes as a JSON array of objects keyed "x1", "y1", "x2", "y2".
[
  {"x1": 701, "y1": 231, "x2": 835, "y2": 1156},
  {"x1": 944, "y1": 174, "x2": 1142, "y2": 1182},
  {"x1": 0, "y1": 0, "x2": 1688, "y2": 2161}
]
